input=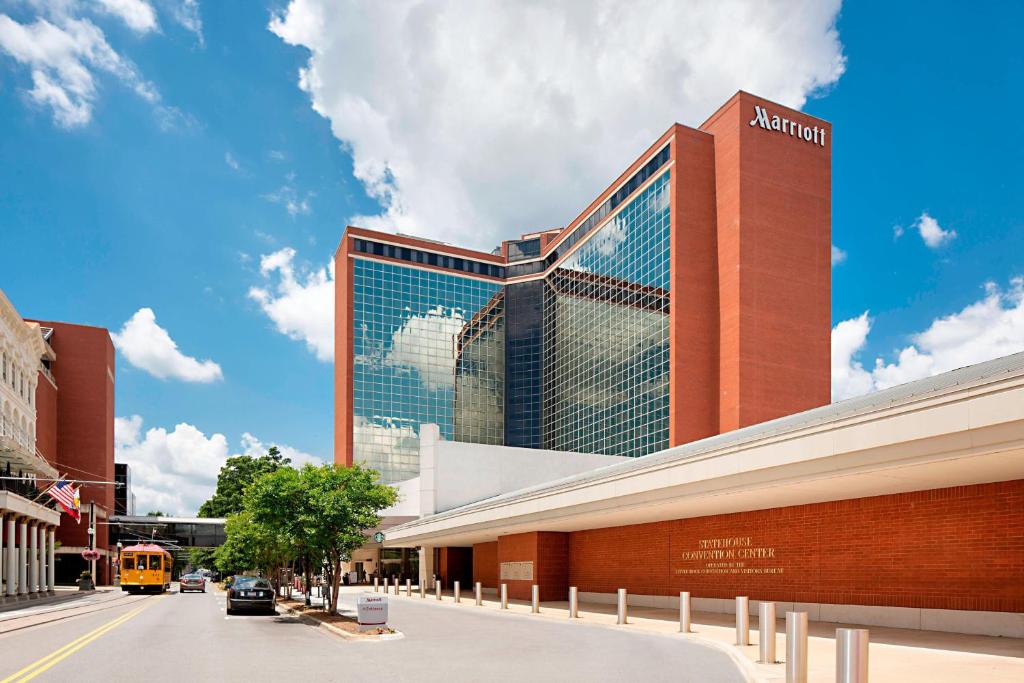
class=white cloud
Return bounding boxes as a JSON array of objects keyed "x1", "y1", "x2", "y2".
[
  {"x1": 96, "y1": 0, "x2": 158, "y2": 34},
  {"x1": 224, "y1": 151, "x2": 240, "y2": 171},
  {"x1": 263, "y1": 175, "x2": 313, "y2": 216},
  {"x1": 240, "y1": 432, "x2": 324, "y2": 468},
  {"x1": 831, "y1": 277, "x2": 1024, "y2": 401},
  {"x1": 831, "y1": 244, "x2": 846, "y2": 266},
  {"x1": 914, "y1": 212, "x2": 956, "y2": 248},
  {"x1": 112, "y1": 307, "x2": 224, "y2": 382},
  {"x1": 115, "y1": 416, "x2": 324, "y2": 515},
  {"x1": 269, "y1": 0, "x2": 845, "y2": 250},
  {"x1": 164, "y1": 0, "x2": 203, "y2": 45},
  {"x1": 248, "y1": 247, "x2": 334, "y2": 361},
  {"x1": 115, "y1": 415, "x2": 228, "y2": 516},
  {"x1": 0, "y1": 7, "x2": 176, "y2": 128}
]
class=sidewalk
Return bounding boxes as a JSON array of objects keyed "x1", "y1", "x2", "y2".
[
  {"x1": 356, "y1": 585, "x2": 1024, "y2": 683},
  {"x1": 0, "y1": 586, "x2": 110, "y2": 616}
]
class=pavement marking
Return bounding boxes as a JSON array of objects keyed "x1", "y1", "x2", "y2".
[{"x1": 0, "y1": 596, "x2": 165, "y2": 683}]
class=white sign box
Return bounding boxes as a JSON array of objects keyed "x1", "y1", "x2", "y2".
[
  {"x1": 357, "y1": 593, "x2": 388, "y2": 627},
  {"x1": 500, "y1": 561, "x2": 534, "y2": 581}
]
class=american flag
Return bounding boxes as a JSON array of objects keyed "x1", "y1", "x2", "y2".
[{"x1": 46, "y1": 480, "x2": 81, "y2": 523}]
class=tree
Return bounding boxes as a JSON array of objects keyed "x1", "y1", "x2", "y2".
[
  {"x1": 246, "y1": 463, "x2": 397, "y2": 615},
  {"x1": 198, "y1": 446, "x2": 289, "y2": 517},
  {"x1": 214, "y1": 511, "x2": 295, "y2": 580},
  {"x1": 145, "y1": 510, "x2": 165, "y2": 517},
  {"x1": 188, "y1": 547, "x2": 217, "y2": 571}
]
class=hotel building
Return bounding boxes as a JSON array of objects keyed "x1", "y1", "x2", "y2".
[{"x1": 336, "y1": 92, "x2": 1022, "y2": 636}]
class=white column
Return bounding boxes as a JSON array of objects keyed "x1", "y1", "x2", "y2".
[
  {"x1": 5, "y1": 515, "x2": 16, "y2": 597},
  {"x1": 37, "y1": 525, "x2": 46, "y2": 593},
  {"x1": 419, "y1": 545, "x2": 435, "y2": 590},
  {"x1": 29, "y1": 522, "x2": 38, "y2": 594},
  {"x1": 17, "y1": 519, "x2": 28, "y2": 596},
  {"x1": 47, "y1": 527, "x2": 56, "y2": 592}
]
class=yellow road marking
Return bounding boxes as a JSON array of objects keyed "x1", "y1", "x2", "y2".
[{"x1": 1, "y1": 596, "x2": 165, "y2": 683}]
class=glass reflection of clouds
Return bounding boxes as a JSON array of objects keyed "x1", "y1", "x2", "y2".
[
  {"x1": 352, "y1": 259, "x2": 504, "y2": 483},
  {"x1": 543, "y1": 172, "x2": 671, "y2": 458}
]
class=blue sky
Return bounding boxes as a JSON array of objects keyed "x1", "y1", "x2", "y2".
[{"x1": 1, "y1": 1, "x2": 1021, "y2": 513}]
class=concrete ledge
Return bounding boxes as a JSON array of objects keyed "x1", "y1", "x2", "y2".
[{"x1": 578, "y1": 591, "x2": 1023, "y2": 638}]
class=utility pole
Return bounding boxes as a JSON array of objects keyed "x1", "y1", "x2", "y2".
[{"x1": 89, "y1": 501, "x2": 96, "y2": 583}]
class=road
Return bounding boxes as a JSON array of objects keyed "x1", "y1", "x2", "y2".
[{"x1": 0, "y1": 584, "x2": 745, "y2": 682}]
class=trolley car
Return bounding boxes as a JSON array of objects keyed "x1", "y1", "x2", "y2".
[{"x1": 119, "y1": 543, "x2": 172, "y2": 593}]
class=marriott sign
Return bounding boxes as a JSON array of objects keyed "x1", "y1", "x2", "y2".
[{"x1": 749, "y1": 105, "x2": 827, "y2": 147}]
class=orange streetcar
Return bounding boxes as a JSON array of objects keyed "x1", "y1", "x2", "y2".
[{"x1": 120, "y1": 543, "x2": 172, "y2": 593}]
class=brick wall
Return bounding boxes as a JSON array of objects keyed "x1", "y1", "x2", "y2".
[
  {"x1": 569, "y1": 480, "x2": 1024, "y2": 612},
  {"x1": 30, "y1": 321, "x2": 115, "y2": 584},
  {"x1": 34, "y1": 372, "x2": 58, "y2": 465},
  {"x1": 473, "y1": 541, "x2": 498, "y2": 589},
  {"x1": 496, "y1": 531, "x2": 568, "y2": 601}
]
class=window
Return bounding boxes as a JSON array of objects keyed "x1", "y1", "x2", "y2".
[
  {"x1": 122, "y1": 556, "x2": 135, "y2": 570},
  {"x1": 149, "y1": 555, "x2": 162, "y2": 571},
  {"x1": 135, "y1": 556, "x2": 147, "y2": 570}
]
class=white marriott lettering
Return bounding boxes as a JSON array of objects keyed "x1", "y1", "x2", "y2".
[{"x1": 749, "y1": 105, "x2": 826, "y2": 147}]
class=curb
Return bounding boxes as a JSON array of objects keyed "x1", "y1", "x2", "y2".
[{"x1": 277, "y1": 602, "x2": 404, "y2": 642}]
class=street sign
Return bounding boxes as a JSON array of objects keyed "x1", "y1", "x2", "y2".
[
  {"x1": 356, "y1": 593, "x2": 388, "y2": 631},
  {"x1": 373, "y1": 531, "x2": 385, "y2": 543}
]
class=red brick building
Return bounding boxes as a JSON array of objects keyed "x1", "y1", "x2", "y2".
[
  {"x1": 30, "y1": 321, "x2": 117, "y2": 585},
  {"x1": 340, "y1": 92, "x2": 1024, "y2": 637}
]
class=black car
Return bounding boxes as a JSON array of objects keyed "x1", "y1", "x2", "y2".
[{"x1": 226, "y1": 576, "x2": 276, "y2": 615}]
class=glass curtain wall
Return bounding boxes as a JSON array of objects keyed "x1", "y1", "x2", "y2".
[
  {"x1": 352, "y1": 259, "x2": 505, "y2": 483},
  {"x1": 542, "y1": 171, "x2": 672, "y2": 457}
]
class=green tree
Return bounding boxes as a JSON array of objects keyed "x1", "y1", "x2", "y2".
[
  {"x1": 188, "y1": 547, "x2": 217, "y2": 572},
  {"x1": 214, "y1": 511, "x2": 295, "y2": 579},
  {"x1": 198, "y1": 446, "x2": 289, "y2": 517},
  {"x1": 145, "y1": 510, "x2": 165, "y2": 517},
  {"x1": 246, "y1": 464, "x2": 397, "y2": 615}
]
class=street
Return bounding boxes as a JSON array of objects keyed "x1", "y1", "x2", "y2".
[{"x1": 0, "y1": 584, "x2": 744, "y2": 682}]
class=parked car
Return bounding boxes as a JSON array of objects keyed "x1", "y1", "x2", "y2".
[
  {"x1": 180, "y1": 573, "x2": 206, "y2": 593},
  {"x1": 226, "y1": 576, "x2": 276, "y2": 615}
]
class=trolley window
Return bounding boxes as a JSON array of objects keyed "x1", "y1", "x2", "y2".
[
  {"x1": 122, "y1": 556, "x2": 135, "y2": 570},
  {"x1": 149, "y1": 555, "x2": 162, "y2": 571}
]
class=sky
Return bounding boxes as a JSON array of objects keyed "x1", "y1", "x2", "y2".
[{"x1": 1, "y1": 1, "x2": 1021, "y2": 515}]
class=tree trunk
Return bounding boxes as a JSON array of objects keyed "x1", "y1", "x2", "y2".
[
  {"x1": 304, "y1": 554, "x2": 312, "y2": 606},
  {"x1": 330, "y1": 558, "x2": 342, "y2": 615}
]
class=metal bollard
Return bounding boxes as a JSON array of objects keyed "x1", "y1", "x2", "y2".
[
  {"x1": 736, "y1": 596, "x2": 750, "y2": 645},
  {"x1": 420, "y1": 582, "x2": 426, "y2": 599},
  {"x1": 679, "y1": 591, "x2": 692, "y2": 633},
  {"x1": 373, "y1": 577, "x2": 379, "y2": 593},
  {"x1": 759, "y1": 602, "x2": 777, "y2": 663},
  {"x1": 405, "y1": 578, "x2": 411, "y2": 596},
  {"x1": 786, "y1": 612, "x2": 808, "y2": 683},
  {"x1": 435, "y1": 581, "x2": 442, "y2": 600},
  {"x1": 531, "y1": 584, "x2": 540, "y2": 613},
  {"x1": 569, "y1": 586, "x2": 579, "y2": 618},
  {"x1": 500, "y1": 583, "x2": 508, "y2": 609},
  {"x1": 454, "y1": 580, "x2": 461, "y2": 603},
  {"x1": 394, "y1": 577, "x2": 399, "y2": 595},
  {"x1": 836, "y1": 628, "x2": 869, "y2": 683},
  {"x1": 475, "y1": 581, "x2": 482, "y2": 606},
  {"x1": 617, "y1": 588, "x2": 628, "y2": 625}
]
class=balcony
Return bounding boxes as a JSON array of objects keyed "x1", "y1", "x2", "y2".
[{"x1": 0, "y1": 415, "x2": 58, "y2": 482}]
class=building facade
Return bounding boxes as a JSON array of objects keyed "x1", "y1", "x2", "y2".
[
  {"x1": 334, "y1": 91, "x2": 831, "y2": 482},
  {"x1": 0, "y1": 290, "x2": 62, "y2": 601},
  {"x1": 29, "y1": 320, "x2": 117, "y2": 585}
]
